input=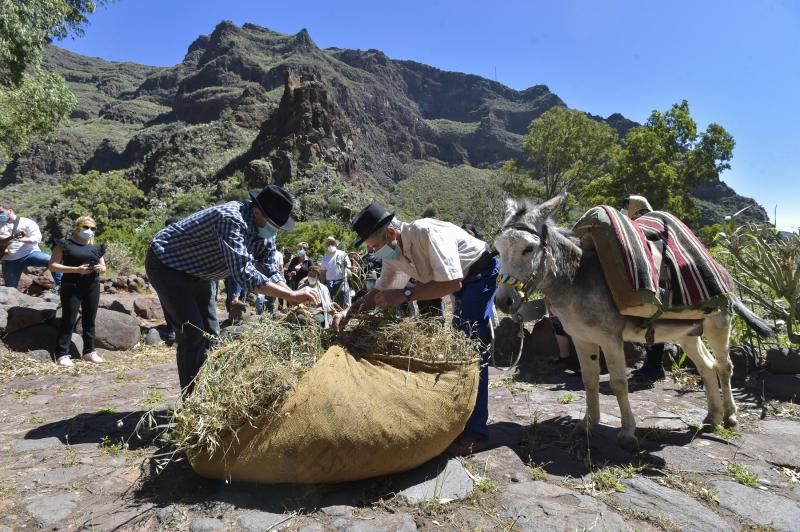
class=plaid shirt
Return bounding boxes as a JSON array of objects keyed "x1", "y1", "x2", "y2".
[{"x1": 151, "y1": 201, "x2": 283, "y2": 291}]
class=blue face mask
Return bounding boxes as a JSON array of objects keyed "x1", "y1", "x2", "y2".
[
  {"x1": 0, "y1": 214, "x2": 8, "y2": 224},
  {"x1": 374, "y1": 243, "x2": 401, "y2": 261},
  {"x1": 79, "y1": 229, "x2": 94, "y2": 239},
  {"x1": 258, "y1": 224, "x2": 277, "y2": 240}
]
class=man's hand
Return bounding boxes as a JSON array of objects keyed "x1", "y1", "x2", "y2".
[
  {"x1": 331, "y1": 309, "x2": 351, "y2": 331},
  {"x1": 291, "y1": 286, "x2": 320, "y2": 306},
  {"x1": 374, "y1": 289, "x2": 407, "y2": 309}
]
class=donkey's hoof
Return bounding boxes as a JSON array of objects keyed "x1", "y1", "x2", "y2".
[
  {"x1": 723, "y1": 414, "x2": 739, "y2": 428},
  {"x1": 616, "y1": 431, "x2": 639, "y2": 453},
  {"x1": 702, "y1": 414, "x2": 723, "y2": 430}
]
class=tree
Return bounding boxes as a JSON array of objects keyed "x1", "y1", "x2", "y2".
[
  {"x1": 614, "y1": 100, "x2": 735, "y2": 221},
  {"x1": 502, "y1": 107, "x2": 621, "y2": 213},
  {"x1": 60, "y1": 170, "x2": 148, "y2": 234},
  {"x1": 0, "y1": 0, "x2": 106, "y2": 160}
]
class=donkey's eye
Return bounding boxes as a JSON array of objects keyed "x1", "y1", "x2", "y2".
[{"x1": 522, "y1": 245, "x2": 535, "y2": 255}]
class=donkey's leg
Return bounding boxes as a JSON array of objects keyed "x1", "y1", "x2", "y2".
[
  {"x1": 682, "y1": 337, "x2": 724, "y2": 427},
  {"x1": 704, "y1": 317, "x2": 737, "y2": 427},
  {"x1": 573, "y1": 339, "x2": 601, "y2": 433},
  {"x1": 601, "y1": 339, "x2": 638, "y2": 451}
]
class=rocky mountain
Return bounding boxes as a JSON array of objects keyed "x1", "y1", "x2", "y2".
[{"x1": 1, "y1": 21, "x2": 768, "y2": 227}]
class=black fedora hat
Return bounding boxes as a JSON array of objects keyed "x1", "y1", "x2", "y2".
[
  {"x1": 352, "y1": 201, "x2": 395, "y2": 247},
  {"x1": 249, "y1": 185, "x2": 295, "y2": 230}
]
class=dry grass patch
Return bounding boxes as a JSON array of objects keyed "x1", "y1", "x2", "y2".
[{"x1": 0, "y1": 344, "x2": 173, "y2": 383}]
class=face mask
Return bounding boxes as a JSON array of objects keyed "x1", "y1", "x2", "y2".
[
  {"x1": 327, "y1": 245, "x2": 337, "y2": 254},
  {"x1": 374, "y1": 242, "x2": 401, "y2": 261},
  {"x1": 79, "y1": 229, "x2": 95, "y2": 239},
  {"x1": 258, "y1": 224, "x2": 277, "y2": 240},
  {"x1": 0, "y1": 214, "x2": 8, "y2": 224},
  {"x1": 366, "y1": 280, "x2": 377, "y2": 290},
  {"x1": 308, "y1": 276, "x2": 318, "y2": 286},
  {"x1": 296, "y1": 249, "x2": 306, "y2": 257}
]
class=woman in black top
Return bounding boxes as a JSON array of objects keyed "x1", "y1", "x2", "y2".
[{"x1": 48, "y1": 216, "x2": 106, "y2": 366}]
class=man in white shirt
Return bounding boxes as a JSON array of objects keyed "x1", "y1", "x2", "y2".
[
  {"x1": 320, "y1": 236, "x2": 351, "y2": 309},
  {"x1": 0, "y1": 204, "x2": 61, "y2": 289},
  {"x1": 334, "y1": 202, "x2": 499, "y2": 447}
]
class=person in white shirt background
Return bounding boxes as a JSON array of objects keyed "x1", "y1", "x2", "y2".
[
  {"x1": 0, "y1": 204, "x2": 62, "y2": 290},
  {"x1": 320, "y1": 236, "x2": 351, "y2": 309}
]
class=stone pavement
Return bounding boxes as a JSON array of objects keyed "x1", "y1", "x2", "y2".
[{"x1": 1, "y1": 350, "x2": 799, "y2": 531}]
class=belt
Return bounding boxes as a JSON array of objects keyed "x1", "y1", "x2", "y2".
[{"x1": 467, "y1": 250, "x2": 497, "y2": 277}]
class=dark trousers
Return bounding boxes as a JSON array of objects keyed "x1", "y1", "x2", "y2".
[
  {"x1": 146, "y1": 250, "x2": 220, "y2": 393},
  {"x1": 55, "y1": 282, "x2": 100, "y2": 358},
  {"x1": 453, "y1": 256, "x2": 499, "y2": 440},
  {"x1": 417, "y1": 298, "x2": 445, "y2": 323}
]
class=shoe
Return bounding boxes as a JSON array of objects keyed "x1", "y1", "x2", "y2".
[
  {"x1": 56, "y1": 355, "x2": 74, "y2": 367},
  {"x1": 82, "y1": 351, "x2": 104, "y2": 363},
  {"x1": 630, "y1": 365, "x2": 665, "y2": 385}
]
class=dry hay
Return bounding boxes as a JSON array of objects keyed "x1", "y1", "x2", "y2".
[
  {"x1": 158, "y1": 315, "x2": 480, "y2": 461},
  {"x1": 0, "y1": 344, "x2": 173, "y2": 384}
]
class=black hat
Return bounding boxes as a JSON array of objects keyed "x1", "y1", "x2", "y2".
[
  {"x1": 249, "y1": 185, "x2": 295, "y2": 230},
  {"x1": 352, "y1": 201, "x2": 395, "y2": 247}
]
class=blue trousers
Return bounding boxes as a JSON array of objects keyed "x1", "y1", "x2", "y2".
[
  {"x1": 2, "y1": 251, "x2": 62, "y2": 289},
  {"x1": 327, "y1": 279, "x2": 351, "y2": 307},
  {"x1": 453, "y1": 256, "x2": 499, "y2": 439}
]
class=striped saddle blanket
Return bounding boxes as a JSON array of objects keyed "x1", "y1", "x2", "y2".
[{"x1": 573, "y1": 206, "x2": 732, "y2": 318}]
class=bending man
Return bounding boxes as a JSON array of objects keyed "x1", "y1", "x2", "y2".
[
  {"x1": 334, "y1": 202, "x2": 498, "y2": 447},
  {"x1": 147, "y1": 185, "x2": 319, "y2": 393}
]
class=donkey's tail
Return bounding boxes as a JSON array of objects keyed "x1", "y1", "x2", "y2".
[{"x1": 731, "y1": 298, "x2": 775, "y2": 338}]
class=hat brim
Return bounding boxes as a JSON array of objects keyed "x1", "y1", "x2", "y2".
[
  {"x1": 250, "y1": 191, "x2": 294, "y2": 230},
  {"x1": 354, "y1": 211, "x2": 395, "y2": 247}
]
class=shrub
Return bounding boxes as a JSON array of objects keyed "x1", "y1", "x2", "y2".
[{"x1": 102, "y1": 241, "x2": 136, "y2": 274}]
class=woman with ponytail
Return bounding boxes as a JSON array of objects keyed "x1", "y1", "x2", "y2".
[{"x1": 48, "y1": 216, "x2": 106, "y2": 366}]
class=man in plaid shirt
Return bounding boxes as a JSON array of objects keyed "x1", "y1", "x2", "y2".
[{"x1": 146, "y1": 185, "x2": 319, "y2": 393}]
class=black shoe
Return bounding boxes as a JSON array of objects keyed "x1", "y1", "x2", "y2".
[{"x1": 630, "y1": 365, "x2": 666, "y2": 386}]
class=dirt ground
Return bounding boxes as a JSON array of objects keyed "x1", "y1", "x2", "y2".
[{"x1": 1, "y1": 341, "x2": 799, "y2": 531}]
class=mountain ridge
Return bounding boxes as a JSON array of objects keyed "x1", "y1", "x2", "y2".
[{"x1": 1, "y1": 20, "x2": 769, "y2": 228}]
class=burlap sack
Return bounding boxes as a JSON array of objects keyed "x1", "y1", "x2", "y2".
[{"x1": 190, "y1": 346, "x2": 480, "y2": 484}]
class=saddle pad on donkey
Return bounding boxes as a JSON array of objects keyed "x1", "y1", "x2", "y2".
[
  {"x1": 634, "y1": 211, "x2": 732, "y2": 311},
  {"x1": 574, "y1": 206, "x2": 732, "y2": 318},
  {"x1": 573, "y1": 206, "x2": 660, "y2": 317}
]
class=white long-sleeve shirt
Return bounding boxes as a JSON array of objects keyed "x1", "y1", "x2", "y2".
[{"x1": 0, "y1": 217, "x2": 42, "y2": 261}]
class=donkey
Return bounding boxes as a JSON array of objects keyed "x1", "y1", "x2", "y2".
[{"x1": 494, "y1": 195, "x2": 773, "y2": 451}]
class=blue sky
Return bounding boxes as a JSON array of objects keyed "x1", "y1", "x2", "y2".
[{"x1": 59, "y1": 0, "x2": 800, "y2": 230}]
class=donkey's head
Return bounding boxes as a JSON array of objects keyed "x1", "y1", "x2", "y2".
[{"x1": 493, "y1": 194, "x2": 566, "y2": 313}]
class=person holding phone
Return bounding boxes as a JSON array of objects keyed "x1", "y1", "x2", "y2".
[{"x1": 48, "y1": 216, "x2": 107, "y2": 366}]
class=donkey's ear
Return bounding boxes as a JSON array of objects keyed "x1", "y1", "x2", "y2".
[
  {"x1": 504, "y1": 197, "x2": 518, "y2": 216},
  {"x1": 503, "y1": 197, "x2": 520, "y2": 224},
  {"x1": 537, "y1": 192, "x2": 568, "y2": 218}
]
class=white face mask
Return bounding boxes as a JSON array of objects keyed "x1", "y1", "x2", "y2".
[
  {"x1": 327, "y1": 245, "x2": 337, "y2": 254},
  {"x1": 308, "y1": 276, "x2": 318, "y2": 286},
  {"x1": 296, "y1": 249, "x2": 306, "y2": 257}
]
